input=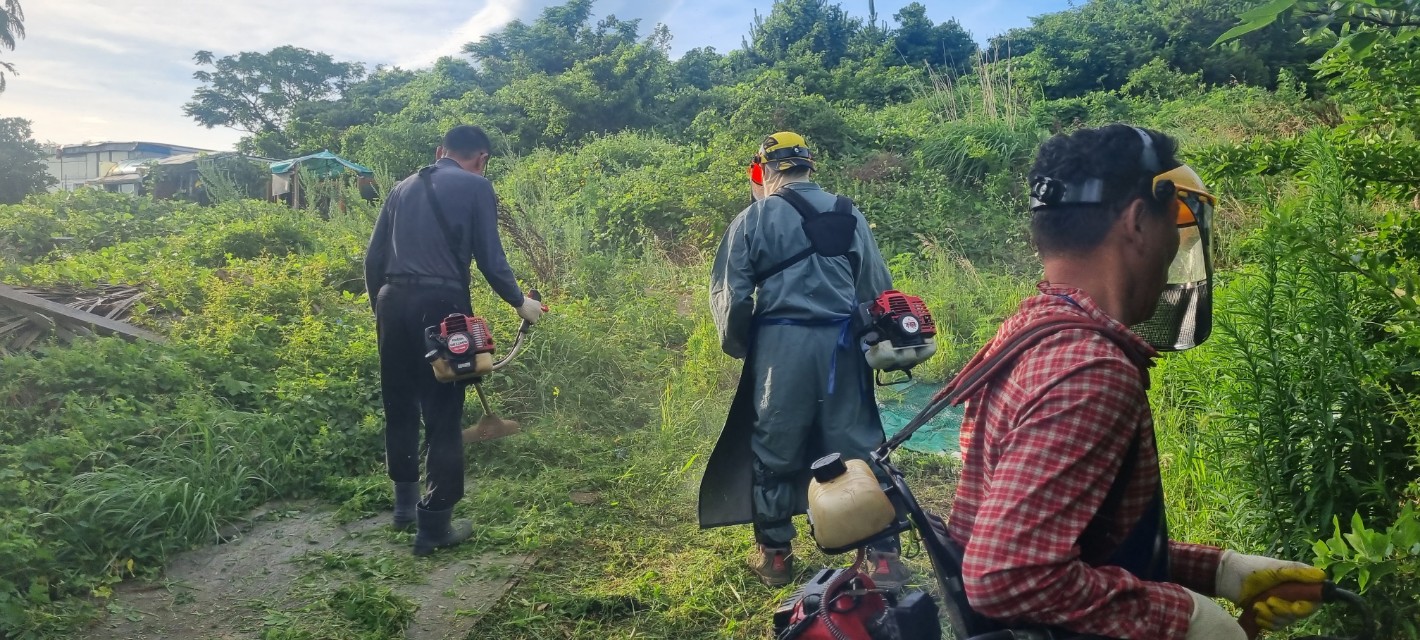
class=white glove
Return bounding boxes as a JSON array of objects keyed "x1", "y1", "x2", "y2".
[
  {"x1": 516, "y1": 296, "x2": 544, "y2": 324},
  {"x1": 1186, "y1": 590, "x2": 1247, "y2": 640},
  {"x1": 1216, "y1": 550, "x2": 1326, "y2": 631}
]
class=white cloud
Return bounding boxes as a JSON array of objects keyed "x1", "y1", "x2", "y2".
[
  {"x1": 0, "y1": 0, "x2": 1064, "y2": 152},
  {"x1": 3, "y1": 0, "x2": 520, "y2": 150},
  {"x1": 396, "y1": 0, "x2": 531, "y2": 68}
]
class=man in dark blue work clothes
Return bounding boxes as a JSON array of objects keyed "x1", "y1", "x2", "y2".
[{"x1": 364, "y1": 125, "x2": 543, "y2": 556}]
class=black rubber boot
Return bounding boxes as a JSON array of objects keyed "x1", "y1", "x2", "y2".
[
  {"x1": 412, "y1": 506, "x2": 472, "y2": 557},
  {"x1": 392, "y1": 481, "x2": 419, "y2": 532}
]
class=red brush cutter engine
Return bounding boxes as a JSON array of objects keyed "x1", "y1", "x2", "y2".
[
  {"x1": 424, "y1": 314, "x2": 496, "y2": 383},
  {"x1": 858, "y1": 290, "x2": 938, "y2": 381},
  {"x1": 774, "y1": 567, "x2": 940, "y2": 640}
]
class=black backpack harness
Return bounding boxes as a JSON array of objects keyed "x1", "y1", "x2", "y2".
[{"x1": 753, "y1": 187, "x2": 860, "y2": 286}]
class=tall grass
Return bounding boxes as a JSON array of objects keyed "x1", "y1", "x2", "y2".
[
  {"x1": 918, "y1": 119, "x2": 1046, "y2": 188},
  {"x1": 1154, "y1": 138, "x2": 1418, "y2": 557},
  {"x1": 920, "y1": 46, "x2": 1027, "y2": 125}
]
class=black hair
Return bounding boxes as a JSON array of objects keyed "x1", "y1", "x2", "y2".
[
  {"x1": 1027, "y1": 124, "x2": 1180, "y2": 256},
  {"x1": 442, "y1": 125, "x2": 493, "y2": 159}
]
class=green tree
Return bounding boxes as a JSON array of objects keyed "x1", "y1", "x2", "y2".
[
  {"x1": 994, "y1": 0, "x2": 1320, "y2": 98},
  {"x1": 184, "y1": 46, "x2": 365, "y2": 156},
  {"x1": 891, "y1": 2, "x2": 978, "y2": 73},
  {"x1": 1217, "y1": 0, "x2": 1420, "y2": 58},
  {"x1": 746, "y1": 0, "x2": 861, "y2": 68},
  {"x1": 673, "y1": 47, "x2": 724, "y2": 91},
  {"x1": 485, "y1": 38, "x2": 674, "y2": 152},
  {"x1": 462, "y1": 1, "x2": 643, "y2": 90},
  {"x1": 0, "y1": 117, "x2": 55, "y2": 204},
  {"x1": 1219, "y1": 1, "x2": 1420, "y2": 194},
  {"x1": 0, "y1": 0, "x2": 25, "y2": 92}
]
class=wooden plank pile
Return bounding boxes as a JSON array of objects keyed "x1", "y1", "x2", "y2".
[{"x1": 0, "y1": 284, "x2": 163, "y2": 355}]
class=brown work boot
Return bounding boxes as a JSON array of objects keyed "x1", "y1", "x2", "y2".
[
  {"x1": 750, "y1": 544, "x2": 794, "y2": 587},
  {"x1": 867, "y1": 550, "x2": 912, "y2": 591}
]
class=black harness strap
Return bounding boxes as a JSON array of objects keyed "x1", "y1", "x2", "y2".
[
  {"x1": 753, "y1": 189, "x2": 858, "y2": 286},
  {"x1": 413, "y1": 166, "x2": 469, "y2": 288}
]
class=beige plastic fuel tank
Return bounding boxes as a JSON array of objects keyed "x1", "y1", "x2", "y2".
[{"x1": 807, "y1": 453, "x2": 895, "y2": 550}]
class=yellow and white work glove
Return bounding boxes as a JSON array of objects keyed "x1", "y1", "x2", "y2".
[
  {"x1": 516, "y1": 296, "x2": 544, "y2": 324},
  {"x1": 1186, "y1": 590, "x2": 1246, "y2": 640},
  {"x1": 1217, "y1": 550, "x2": 1328, "y2": 632}
]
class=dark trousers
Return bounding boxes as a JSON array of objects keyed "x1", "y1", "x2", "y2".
[
  {"x1": 375, "y1": 284, "x2": 471, "y2": 512},
  {"x1": 748, "y1": 324, "x2": 901, "y2": 553}
]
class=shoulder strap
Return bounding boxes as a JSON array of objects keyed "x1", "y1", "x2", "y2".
[
  {"x1": 833, "y1": 194, "x2": 853, "y2": 216},
  {"x1": 773, "y1": 187, "x2": 818, "y2": 220},
  {"x1": 1080, "y1": 430, "x2": 1143, "y2": 558},
  {"x1": 879, "y1": 316, "x2": 1153, "y2": 455},
  {"x1": 774, "y1": 188, "x2": 856, "y2": 221},
  {"x1": 941, "y1": 316, "x2": 1153, "y2": 403},
  {"x1": 753, "y1": 248, "x2": 815, "y2": 287},
  {"x1": 833, "y1": 195, "x2": 861, "y2": 281},
  {"x1": 416, "y1": 167, "x2": 465, "y2": 267},
  {"x1": 753, "y1": 190, "x2": 857, "y2": 286}
]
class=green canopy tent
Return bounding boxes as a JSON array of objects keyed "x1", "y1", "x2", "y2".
[
  {"x1": 270, "y1": 151, "x2": 375, "y2": 212},
  {"x1": 270, "y1": 150, "x2": 373, "y2": 179}
]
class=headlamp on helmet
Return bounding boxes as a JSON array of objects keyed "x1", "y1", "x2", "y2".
[
  {"x1": 1029, "y1": 127, "x2": 1219, "y2": 351},
  {"x1": 751, "y1": 131, "x2": 816, "y2": 176}
]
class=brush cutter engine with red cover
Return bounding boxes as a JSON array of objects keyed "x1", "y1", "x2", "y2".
[
  {"x1": 424, "y1": 313, "x2": 495, "y2": 382},
  {"x1": 858, "y1": 290, "x2": 938, "y2": 376}
]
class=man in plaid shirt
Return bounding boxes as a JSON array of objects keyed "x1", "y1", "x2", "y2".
[{"x1": 946, "y1": 125, "x2": 1327, "y2": 639}]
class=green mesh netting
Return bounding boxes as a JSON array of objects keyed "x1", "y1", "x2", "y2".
[{"x1": 878, "y1": 382, "x2": 963, "y2": 454}]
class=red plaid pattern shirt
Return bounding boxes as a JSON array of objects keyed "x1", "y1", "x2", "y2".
[{"x1": 946, "y1": 283, "x2": 1222, "y2": 639}]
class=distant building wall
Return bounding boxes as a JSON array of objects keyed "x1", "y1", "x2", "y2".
[{"x1": 45, "y1": 142, "x2": 209, "y2": 192}]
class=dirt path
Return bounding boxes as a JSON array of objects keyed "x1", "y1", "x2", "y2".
[{"x1": 84, "y1": 501, "x2": 531, "y2": 640}]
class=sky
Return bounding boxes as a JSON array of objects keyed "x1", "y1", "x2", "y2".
[{"x1": 0, "y1": 0, "x2": 1071, "y2": 152}]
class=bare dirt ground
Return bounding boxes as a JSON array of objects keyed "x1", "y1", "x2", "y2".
[{"x1": 84, "y1": 501, "x2": 531, "y2": 640}]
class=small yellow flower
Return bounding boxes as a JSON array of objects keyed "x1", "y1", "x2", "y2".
[{"x1": 553, "y1": 386, "x2": 561, "y2": 398}]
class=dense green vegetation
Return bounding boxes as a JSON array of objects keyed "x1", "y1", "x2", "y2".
[
  {"x1": 0, "y1": 117, "x2": 53, "y2": 204},
  {"x1": 0, "y1": 0, "x2": 26, "y2": 93},
  {"x1": 2, "y1": 0, "x2": 1418, "y2": 637}
]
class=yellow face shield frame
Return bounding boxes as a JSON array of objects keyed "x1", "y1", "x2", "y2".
[{"x1": 1152, "y1": 164, "x2": 1215, "y2": 227}]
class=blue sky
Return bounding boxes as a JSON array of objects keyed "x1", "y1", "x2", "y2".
[{"x1": 1, "y1": 0, "x2": 1070, "y2": 152}]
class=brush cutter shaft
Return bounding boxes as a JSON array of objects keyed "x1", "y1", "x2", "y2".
[{"x1": 472, "y1": 381, "x2": 494, "y2": 414}]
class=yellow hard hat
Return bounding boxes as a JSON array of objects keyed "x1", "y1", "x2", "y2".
[{"x1": 755, "y1": 131, "x2": 815, "y2": 172}]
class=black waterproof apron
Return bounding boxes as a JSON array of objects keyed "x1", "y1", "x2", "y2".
[{"x1": 697, "y1": 350, "x2": 764, "y2": 529}]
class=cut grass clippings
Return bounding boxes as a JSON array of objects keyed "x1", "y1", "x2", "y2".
[{"x1": 443, "y1": 417, "x2": 960, "y2": 639}]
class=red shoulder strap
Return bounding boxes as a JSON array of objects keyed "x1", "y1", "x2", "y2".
[
  {"x1": 880, "y1": 314, "x2": 1153, "y2": 456},
  {"x1": 934, "y1": 316, "x2": 1153, "y2": 405}
]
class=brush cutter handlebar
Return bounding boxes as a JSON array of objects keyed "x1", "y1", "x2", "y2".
[
  {"x1": 491, "y1": 289, "x2": 545, "y2": 372},
  {"x1": 1238, "y1": 581, "x2": 1374, "y2": 640}
]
